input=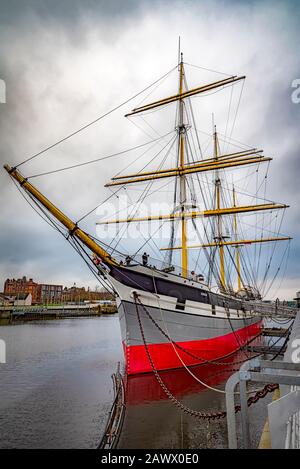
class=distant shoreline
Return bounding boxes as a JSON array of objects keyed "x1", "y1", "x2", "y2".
[{"x1": 0, "y1": 305, "x2": 117, "y2": 325}]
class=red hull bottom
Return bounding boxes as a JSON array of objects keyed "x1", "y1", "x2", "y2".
[{"x1": 124, "y1": 320, "x2": 263, "y2": 375}]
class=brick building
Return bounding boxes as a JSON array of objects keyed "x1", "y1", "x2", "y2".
[
  {"x1": 4, "y1": 277, "x2": 39, "y2": 303},
  {"x1": 3, "y1": 277, "x2": 113, "y2": 304},
  {"x1": 4, "y1": 277, "x2": 63, "y2": 304},
  {"x1": 61, "y1": 286, "x2": 114, "y2": 303}
]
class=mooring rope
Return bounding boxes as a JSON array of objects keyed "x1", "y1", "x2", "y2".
[{"x1": 133, "y1": 292, "x2": 278, "y2": 420}]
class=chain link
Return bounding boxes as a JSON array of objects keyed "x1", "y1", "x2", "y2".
[
  {"x1": 135, "y1": 294, "x2": 258, "y2": 367},
  {"x1": 133, "y1": 293, "x2": 278, "y2": 420}
]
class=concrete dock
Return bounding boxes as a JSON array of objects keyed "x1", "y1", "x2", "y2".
[{"x1": 0, "y1": 303, "x2": 117, "y2": 323}]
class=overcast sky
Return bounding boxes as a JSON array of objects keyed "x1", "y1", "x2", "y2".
[{"x1": 0, "y1": 0, "x2": 299, "y2": 298}]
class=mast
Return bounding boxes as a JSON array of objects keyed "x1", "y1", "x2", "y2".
[
  {"x1": 233, "y1": 185, "x2": 242, "y2": 291},
  {"x1": 4, "y1": 55, "x2": 292, "y2": 301},
  {"x1": 98, "y1": 203, "x2": 289, "y2": 224},
  {"x1": 3, "y1": 164, "x2": 118, "y2": 267},
  {"x1": 96, "y1": 58, "x2": 290, "y2": 294},
  {"x1": 213, "y1": 126, "x2": 225, "y2": 291},
  {"x1": 178, "y1": 53, "x2": 188, "y2": 277}
]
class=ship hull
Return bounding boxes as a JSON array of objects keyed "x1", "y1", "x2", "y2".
[
  {"x1": 107, "y1": 265, "x2": 263, "y2": 375},
  {"x1": 118, "y1": 299, "x2": 262, "y2": 375}
]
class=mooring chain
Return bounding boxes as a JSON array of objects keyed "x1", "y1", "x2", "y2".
[
  {"x1": 135, "y1": 294, "x2": 257, "y2": 368},
  {"x1": 133, "y1": 293, "x2": 278, "y2": 421},
  {"x1": 133, "y1": 293, "x2": 225, "y2": 419}
]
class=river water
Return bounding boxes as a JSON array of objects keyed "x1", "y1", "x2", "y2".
[
  {"x1": 0, "y1": 316, "x2": 280, "y2": 449},
  {"x1": 0, "y1": 317, "x2": 123, "y2": 448}
]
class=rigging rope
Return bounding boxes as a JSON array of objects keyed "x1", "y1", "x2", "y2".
[
  {"x1": 14, "y1": 65, "x2": 178, "y2": 169},
  {"x1": 224, "y1": 79, "x2": 245, "y2": 155},
  {"x1": 77, "y1": 133, "x2": 176, "y2": 224},
  {"x1": 27, "y1": 131, "x2": 174, "y2": 178},
  {"x1": 184, "y1": 62, "x2": 233, "y2": 77},
  {"x1": 133, "y1": 293, "x2": 283, "y2": 420},
  {"x1": 109, "y1": 136, "x2": 177, "y2": 254}
]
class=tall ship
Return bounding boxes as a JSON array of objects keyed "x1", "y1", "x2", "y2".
[{"x1": 4, "y1": 52, "x2": 292, "y2": 375}]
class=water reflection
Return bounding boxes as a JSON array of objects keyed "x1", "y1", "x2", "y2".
[
  {"x1": 0, "y1": 316, "x2": 280, "y2": 449},
  {"x1": 0, "y1": 317, "x2": 123, "y2": 449},
  {"x1": 118, "y1": 347, "x2": 269, "y2": 449},
  {"x1": 125, "y1": 358, "x2": 241, "y2": 406}
]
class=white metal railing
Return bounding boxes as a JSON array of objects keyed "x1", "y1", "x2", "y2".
[
  {"x1": 268, "y1": 311, "x2": 300, "y2": 449},
  {"x1": 243, "y1": 300, "x2": 297, "y2": 318},
  {"x1": 284, "y1": 387, "x2": 300, "y2": 449}
]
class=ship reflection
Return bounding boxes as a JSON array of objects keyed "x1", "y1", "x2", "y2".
[
  {"x1": 125, "y1": 350, "x2": 254, "y2": 405},
  {"x1": 118, "y1": 348, "x2": 267, "y2": 449}
]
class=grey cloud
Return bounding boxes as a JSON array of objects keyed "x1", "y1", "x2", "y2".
[
  {"x1": 0, "y1": 0, "x2": 299, "y2": 298},
  {"x1": 0, "y1": 0, "x2": 144, "y2": 24}
]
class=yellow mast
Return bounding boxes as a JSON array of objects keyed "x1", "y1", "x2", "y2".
[
  {"x1": 160, "y1": 236, "x2": 292, "y2": 250},
  {"x1": 105, "y1": 152, "x2": 272, "y2": 187},
  {"x1": 97, "y1": 203, "x2": 288, "y2": 225},
  {"x1": 110, "y1": 149, "x2": 266, "y2": 181},
  {"x1": 178, "y1": 54, "x2": 188, "y2": 277},
  {"x1": 125, "y1": 75, "x2": 245, "y2": 117},
  {"x1": 214, "y1": 126, "x2": 225, "y2": 291},
  {"x1": 3, "y1": 58, "x2": 291, "y2": 296},
  {"x1": 233, "y1": 186, "x2": 242, "y2": 291},
  {"x1": 3, "y1": 164, "x2": 118, "y2": 267}
]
